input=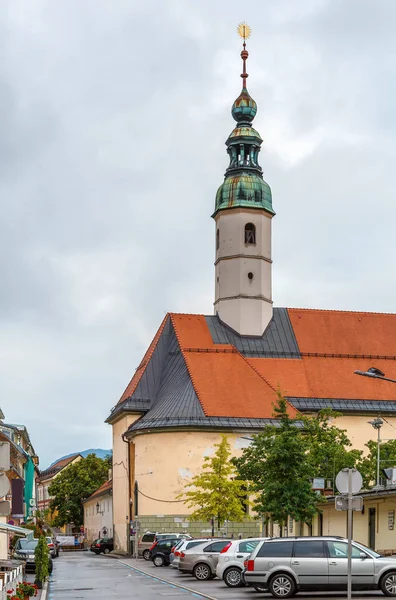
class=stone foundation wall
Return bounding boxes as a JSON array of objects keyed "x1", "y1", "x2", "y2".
[{"x1": 136, "y1": 514, "x2": 262, "y2": 538}]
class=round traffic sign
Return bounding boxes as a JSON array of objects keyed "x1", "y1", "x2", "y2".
[
  {"x1": 0, "y1": 473, "x2": 10, "y2": 498},
  {"x1": 335, "y1": 469, "x2": 363, "y2": 494}
]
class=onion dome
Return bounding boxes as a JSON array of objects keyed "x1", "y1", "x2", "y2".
[{"x1": 231, "y1": 87, "x2": 257, "y2": 123}]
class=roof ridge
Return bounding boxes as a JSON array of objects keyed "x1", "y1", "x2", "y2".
[
  {"x1": 169, "y1": 314, "x2": 208, "y2": 417},
  {"x1": 287, "y1": 307, "x2": 396, "y2": 316}
]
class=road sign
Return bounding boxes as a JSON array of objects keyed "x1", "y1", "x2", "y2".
[
  {"x1": 335, "y1": 495, "x2": 363, "y2": 512},
  {"x1": 0, "y1": 443, "x2": 10, "y2": 471},
  {"x1": 336, "y1": 469, "x2": 362, "y2": 494},
  {"x1": 0, "y1": 473, "x2": 10, "y2": 498}
]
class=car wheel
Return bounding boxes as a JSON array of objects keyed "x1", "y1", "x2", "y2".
[
  {"x1": 153, "y1": 555, "x2": 165, "y2": 567},
  {"x1": 193, "y1": 563, "x2": 212, "y2": 581},
  {"x1": 224, "y1": 567, "x2": 243, "y2": 588},
  {"x1": 269, "y1": 573, "x2": 295, "y2": 598},
  {"x1": 253, "y1": 584, "x2": 267, "y2": 593},
  {"x1": 143, "y1": 549, "x2": 151, "y2": 561},
  {"x1": 104, "y1": 548, "x2": 110, "y2": 554},
  {"x1": 381, "y1": 571, "x2": 396, "y2": 596}
]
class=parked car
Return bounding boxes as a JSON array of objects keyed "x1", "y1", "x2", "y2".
[
  {"x1": 13, "y1": 538, "x2": 53, "y2": 574},
  {"x1": 170, "y1": 538, "x2": 214, "y2": 570},
  {"x1": 139, "y1": 532, "x2": 191, "y2": 560},
  {"x1": 244, "y1": 536, "x2": 396, "y2": 598},
  {"x1": 46, "y1": 536, "x2": 59, "y2": 558},
  {"x1": 90, "y1": 537, "x2": 114, "y2": 555},
  {"x1": 216, "y1": 537, "x2": 266, "y2": 588},
  {"x1": 178, "y1": 539, "x2": 231, "y2": 580},
  {"x1": 151, "y1": 537, "x2": 180, "y2": 567}
]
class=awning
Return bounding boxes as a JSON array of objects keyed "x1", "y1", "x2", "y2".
[{"x1": 0, "y1": 523, "x2": 33, "y2": 536}]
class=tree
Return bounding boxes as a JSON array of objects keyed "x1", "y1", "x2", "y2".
[
  {"x1": 34, "y1": 535, "x2": 49, "y2": 588},
  {"x1": 357, "y1": 439, "x2": 396, "y2": 488},
  {"x1": 233, "y1": 393, "x2": 361, "y2": 531},
  {"x1": 49, "y1": 453, "x2": 109, "y2": 527},
  {"x1": 178, "y1": 436, "x2": 248, "y2": 530}
]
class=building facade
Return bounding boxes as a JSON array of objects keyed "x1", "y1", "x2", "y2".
[
  {"x1": 37, "y1": 453, "x2": 82, "y2": 531},
  {"x1": 83, "y1": 479, "x2": 113, "y2": 545},
  {"x1": 108, "y1": 37, "x2": 396, "y2": 553}
]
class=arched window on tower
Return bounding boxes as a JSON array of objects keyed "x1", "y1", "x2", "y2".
[
  {"x1": 244, "y1": 222, "x2": 256, "y2": 244},
  {"x1": 216, "y1": 228, "x2": 220, "y2": 250}
]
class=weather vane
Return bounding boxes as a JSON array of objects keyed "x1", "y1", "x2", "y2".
[
  {"x1": 237, "y1": 22, "x2": 251, "y2": 87},
  {"x1": 237, "y1": 22, "x2": 252, "y2": 46}
]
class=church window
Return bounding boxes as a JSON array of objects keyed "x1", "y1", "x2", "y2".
[
  {"x1": 244, "y1": 223, "x2": 256, "y2": 244},
  {"x1": 216, "y1": 228, "x2": 220, "y2": 250}
]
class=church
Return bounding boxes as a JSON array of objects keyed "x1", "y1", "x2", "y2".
[{"x1": 107, "y1": 34, "x2": 396, "y2": 553}]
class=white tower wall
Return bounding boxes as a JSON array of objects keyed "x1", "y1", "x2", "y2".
[{"x1": 214, "y1": 208, "x2": 273, "y2": 336}]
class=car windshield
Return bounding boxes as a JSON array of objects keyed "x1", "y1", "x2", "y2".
[
  {"x1": 18, "y1": 540, "x2": 38, "y2": 550},
  {"x1": 353, "y1": 541, "x2": 382, "y2": 558}
]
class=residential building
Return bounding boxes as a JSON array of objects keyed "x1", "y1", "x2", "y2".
[
  {"x1": 83, "y1": 479, "x2": 113, "y2": 545},
  {"x1": 108, "y1": 36, "x2": 396, "y2": 552},
  {"x1": 37, "y1": 453, "x2": 82, "y2": 529}
]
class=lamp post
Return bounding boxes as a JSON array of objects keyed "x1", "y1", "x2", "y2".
[
  {"x1": 368, "y1": 417, "x2": 384, "y2": 489},
  {"x1": 354, "y1": 367, "x2": 396, "y2": 489}
]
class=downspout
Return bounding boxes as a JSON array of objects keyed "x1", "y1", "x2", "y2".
[{"x1": 122, "y1": 433, "x2": 131, "y2": 555}]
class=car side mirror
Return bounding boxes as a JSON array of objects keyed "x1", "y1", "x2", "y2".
[{"x1": 360, "y1": 552, "x2": 367, "y2": 559}]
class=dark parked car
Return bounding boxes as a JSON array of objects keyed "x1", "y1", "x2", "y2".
[
  {"x1": 13, "y1": 538, "x2": 53, "y2": 573},
  {"x1": 90, "y1": 537, "x2": 114, "y2": 554},
  {"x1": 151, "y1": 537, "x2": 180, "y2": 567}
]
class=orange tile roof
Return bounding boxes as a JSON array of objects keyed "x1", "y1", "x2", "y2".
[
  {"x1": 85, "y1": 479, "x2": 112, "y2": 502},
  {"x1": 172, "y1": 314, "x2": 297, "y2": 419},
  {"x1": 288, "y1": 308, "x2": 396, "y2": 356},
  {"x1": 117, "y1": 314, "x2": 168, "y2": 405}
]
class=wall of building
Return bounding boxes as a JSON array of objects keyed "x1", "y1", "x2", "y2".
[
  {"x1": 84, "y1": 494, "x2": 113, "y2": 545},
  {"x1": 333, "y1": 415, "x2": 396, "y2": 456},
  {"x1": 133, "y1": 430, "x2": 251, "y2": 516},
  {"x1": 112, "y1": 414, "x2": 140, "y2": 553},
  {"x1": 135, "y1": 514, "x2": 261, "y2": 540},
  {"x1": 315, "y1": 495, "x2": 396, "y2": 552}
]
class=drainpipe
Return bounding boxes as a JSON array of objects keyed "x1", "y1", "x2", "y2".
[{"x1": 122, "y1": 433, "x2": 131, "y2": 555}]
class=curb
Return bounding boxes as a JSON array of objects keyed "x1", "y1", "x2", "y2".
[
  {"x1": 117, "y1": 559, "x2": 218, "y2": 600},
  {"x1": 40, "y1": 580, "x2": 49, "y2": 600}
]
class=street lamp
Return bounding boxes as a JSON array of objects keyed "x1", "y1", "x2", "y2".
[
  {"x1": 368, "y1": 417, "x2": 384, "y2": 490},
  {"x1": 354, "y1": 367, "x2": 396, "y2": 384}
]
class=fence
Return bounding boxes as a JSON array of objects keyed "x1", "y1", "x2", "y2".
[{"x1": 0, "y1": 564, "x2": 23, "y2": 599}]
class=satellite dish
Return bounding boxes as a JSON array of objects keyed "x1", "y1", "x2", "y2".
[{"x1": 0, "y1": 473, "x2": 10, "y2": 498}]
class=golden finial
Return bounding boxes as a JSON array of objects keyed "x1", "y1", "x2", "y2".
[{"x1": 237, "y1": 22, "x2": 252, "y2": 43}]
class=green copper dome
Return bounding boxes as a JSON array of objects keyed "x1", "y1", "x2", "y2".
[
  {"x1": 231, "y1": 87, "x2": 257, "y2": 123},
  {"x1": 227, "y1": 125, "x2": 262, "y2": 142},
  {"x1": 215, "y1": 173, "x2": 274, "y2": 214}
]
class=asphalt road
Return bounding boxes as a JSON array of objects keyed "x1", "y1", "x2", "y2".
[
  {"x1": 47, "y1": 551, "x2": 210, "y2": 599},
  {"x1": 47, "y1": 551, "x2": 388, "y2": 599}
]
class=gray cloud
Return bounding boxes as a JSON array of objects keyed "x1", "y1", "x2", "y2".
[{"x1": 1, "y1": 0, "x2": 395, "y2": 466}]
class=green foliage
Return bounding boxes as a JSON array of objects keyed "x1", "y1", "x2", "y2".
[
  {"x1": 233, "y1": 393, "x2": 361, "y2": 528},
  {"x1": 49, "y1": 453, "x2": 109, "y2": 527},
  {"x1": 357, "y1": 439, "x2": 396, "y2": 488},
  {"x1": 178, "y1": 436, "x2": 248, "y2": 528},
  {"x1": 34, "y1": 535, "x2": 49, "y2": 586}
]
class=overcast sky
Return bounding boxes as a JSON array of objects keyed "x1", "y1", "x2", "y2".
[{"x1": 1, "y1": 0, "x2": 395, "y2": 468}]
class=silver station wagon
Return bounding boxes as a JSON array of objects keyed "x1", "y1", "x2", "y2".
[{"x1": 244, "y1": 536, "x2": 396, "y2": 598}]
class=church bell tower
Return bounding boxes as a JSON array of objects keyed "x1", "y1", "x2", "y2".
[{"x1": 213, "y1": 24, "x2": 275, "y2": 336}]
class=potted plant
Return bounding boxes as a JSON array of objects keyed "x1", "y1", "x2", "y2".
[
  {"x1": 7, "y1": 581, "x2": 38, "y2": 599},
  {"x1": 34, "y1": 535, "x2": 49, "y2": 589}
]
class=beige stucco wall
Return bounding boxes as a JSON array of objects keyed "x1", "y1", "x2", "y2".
[
  {"x1": 112, "y1": 414, "x2": 140, "y2": 552},
  {"x1": 316, "y1": 496, "x2": 396, "y2": 552},
  {"x1": 332, "y1": 415, "x2": 396, "y2": 455},
  {"x1": 84, "y1": 493, "x2": 113, "y2": 545},
  {"x1": 133, "y1": 430, "x2": 252, "y2": 516}
]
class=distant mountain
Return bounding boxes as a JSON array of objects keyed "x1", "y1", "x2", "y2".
[{"x1": 48, "y1": 448, "x2": 112, "y2": 468}]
